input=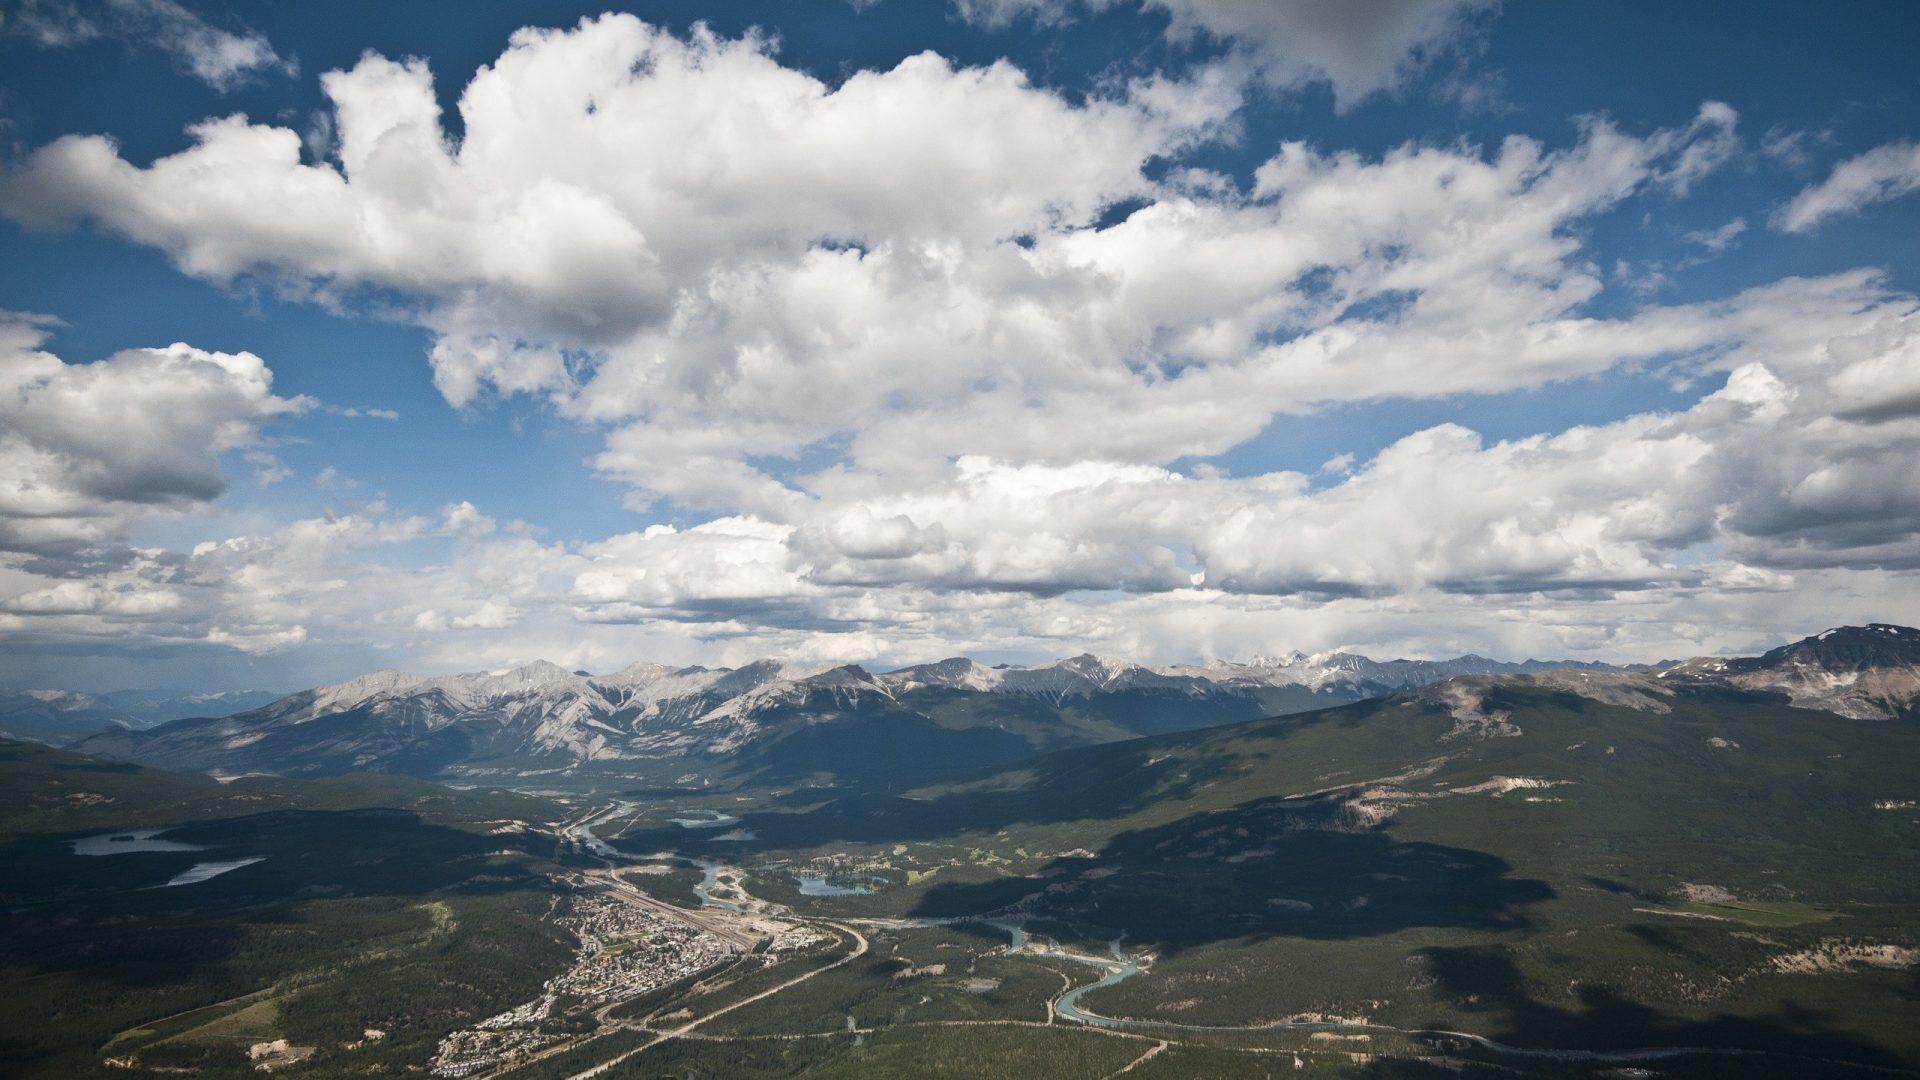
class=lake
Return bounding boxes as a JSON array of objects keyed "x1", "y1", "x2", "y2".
[{"x1": 69, "y1": 828, "x2": 208, "y2": 856}]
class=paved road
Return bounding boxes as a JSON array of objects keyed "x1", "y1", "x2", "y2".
[
  {"x1": 598, "y1": 869, "x2": 758, "y2": 950},
  {"x1": 567, "y1": 921, "x2": 870, "y2": 1079}
]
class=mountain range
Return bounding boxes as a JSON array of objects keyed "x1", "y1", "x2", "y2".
[
  {"x1": 56, "y1": 625, "x2": 1920, "y2": 784},
  {"x1": 7, "y1": 624, "x2": 1920, "y2": 1076},
  {"x1": 58, "y1": 649, "x2": 1625, "y2": 781},
  {"x1": 0, "y1": 687, "x2": 284, "y2": 745}
]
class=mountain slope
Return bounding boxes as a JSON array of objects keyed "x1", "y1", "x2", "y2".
[
  {"x1": 1668, "y1": 622, "x2": 1920, "y2": 719},
  {"x1": 0, "y1": 738, "x2": 569, "y2": 1079},
  {"x1": 69, "y1": 625, "x2": 1913, "y2": 783},
  {"x1": 645, "y1": 666, "x2": 1920, "y2": 1069},
  {"x1": 0, "y1": 689, "x2": 133, "y2": 745},
  {"x1": 73, "y1": 648, "x2": 1639, "y2": 781},
  {"x1": 0, "y1": 687, "x2": 288, "y2": 747}
]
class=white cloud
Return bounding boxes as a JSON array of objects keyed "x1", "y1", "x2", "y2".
[
  {"x1": 441, "y1": 501, "x2": 497, "y2": 538},
  {"x1": 957, "y1": 0, "x2": 1494, "y2": 110},
  {"x1": 1776, "y1": 139, "x2": 1920, "y2": 232},
  {"x1": 0, "y1": 317, "x2": 309, "y2": 554},
  {"x1": 734, "y1": 276, "x2": 1918, "y2": 604},
  {"x1": 6, "y1": 301, "x2": 1920, "y2": 681},
  {"x1": 3, "y1": 16, "x2": 1917, "y2": 684},
  {"x1": 0, "y1": 0, "x2": 100, "y2": 46},
  {"x1": 2, "y1": 17, "x2": 1227, "y2": 349},
  {"x1": 0, "y1": 577, "x2": 184, "y2": 616},
  {"x1": 2, "y1": 0, "x2": 288, "y2": 90},
  {"x1": 572, "y1": 518, "x2": 813, "y2": 620},
  {"x1": 205, "y1": 623, "x2": 308, "y2": 653},
  {"x1": 329, "y1": 405, "x2": 400, "y2": 421},
  {"x1": 0, "y1": 22, "x2": 1748, "y2": 514},
  {"x1": 115, "y1": 0, "x2": 286, "y2": 89},
  {"x1": 1683, "y1": 217, "x2": 1746, "y2": 254},
  {"x1": 313, "y1": 466, "x2": 359, "y2": 492}
]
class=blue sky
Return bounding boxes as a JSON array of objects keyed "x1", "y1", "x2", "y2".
[{"x1": 1, "y1": 0, "x2": 1917, "y2": 691}]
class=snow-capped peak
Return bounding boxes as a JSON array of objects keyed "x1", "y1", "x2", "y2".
[{"x1": 1244, "y1": 651, "x2": 1309, "y2": 668}]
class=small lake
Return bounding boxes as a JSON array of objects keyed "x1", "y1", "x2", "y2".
[
  {"x1": 150, "y1": 857, "x2": 268, "y2": 888},
  {"x1": 70, "y1": 828, "x2": 208, "y2": 856},
  {"x1": 670, "y1": 811, "x2": 741, "y2": 829},
  {"x1": 793, "y1": 871, "x2": 883, "y2": 896}
]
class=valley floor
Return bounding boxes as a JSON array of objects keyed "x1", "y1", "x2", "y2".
[
  {"x1": 434, "y1": 800, "x2": 1916, "y2": 1080},
  {"x1": 9, "y1": 671, "x2": 1920, "y2": 1080}
]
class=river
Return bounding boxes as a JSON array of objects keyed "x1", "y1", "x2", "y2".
[
  {"x1": 1033, "y1": 933, "x2": 1792, "y2": 1068},
  {"x1": 570, "y1": 804, "x2": 745, "y2": 914},
  {"x1": 564, "y1": 805, "x2": 1811, "y2": 1070},
  {"x1": 1048, "y1": 940, "x2": 1138, "y2": 1026}
]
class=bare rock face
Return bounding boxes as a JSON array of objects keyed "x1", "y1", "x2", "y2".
[
  {"x1": 1770, "y1": 939, "x2": 1920, "y2": 975},
  {"x1": 1676, "y1": 882, "x2": 1736, "y2": 903},
  {"x1": 1424, "y1": 679, "x2": 1524, "y2": 740},
  {"x1": 65, "y1": 625, "x2": 1918, "y2": 780},
  {"x1": 1527, "y1": 669, "x2": 1676, "y2": 713},
  {"x1": 71, "y1": 647, "x2": 1638, "y2": 777},
  {"x1": 1460, "y1": 624, "x2": 1920, "y2": 722},
  {"x1": 1412, "y1": 667, "x2": 1684, "y2": 739},
  {"x1": 1671, "y1": 624, "x2": 1920, "y2": 720}
]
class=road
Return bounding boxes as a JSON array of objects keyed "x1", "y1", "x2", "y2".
[
  {"x1": 567, "y1": 920, "x2": 869, "y2": 1079},
  {"x1": 481, "y1": 809, "x2": 876, "y2": 1079},
  {"x1": 597, "y1": 868, "x2": 758, "y2": 950}
]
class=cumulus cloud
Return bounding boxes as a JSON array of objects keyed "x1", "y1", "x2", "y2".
[
  {"x1": 3, "y1": 15, "x2": 1916, "y2": 684},
  {"x1": 3, "y1": 475, "x2": 1914, "y2": 683},
  {"x1": 728, "y1": 275, "x2": 1920, "y2": 604},
  {"x1": 1775, "y1": 139, "x2": 1920, "y2": 232},
  {"x1": 0, "y1": 24, "x2": 1751, "y2": 521},
  {"x1": 957, "y1": 0, "x2": 1494, "y2": 109},
  {"x1": 3, "y1": 276, "x2": 1916, "y2": 676},
  {"x1": 1164, "y1": 0, "x2": 1493, "y2": 107},
  {"x1": 0, "y1": 316, "x2": 309, "y2": 554},
  {"x1": 2, "y1": 17, "x2": 1227, "y2": 350},
  {"x1": 2, "y1": 0, "x2": 289, "y2": 89},
  {"x1": 55, "y1": 269, "x2": 1885, "y2": 669}
]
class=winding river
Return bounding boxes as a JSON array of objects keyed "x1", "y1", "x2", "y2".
[
  {"x1": 1048, "y1": 940, "x2": 1138, "y2": 1026},
  {"x1": 566, "y1": 806, "x2": 1817, "y2": 1071},
  {"x1": 569, "y1": 803, "x2": 744, "y2": 914},
  {"x1": 990, "y1": 925, "x2": 1808, "y2": 1069},
  {"x1": 1045, "y1": 956, "x2": 1766, "y2": 1064}
]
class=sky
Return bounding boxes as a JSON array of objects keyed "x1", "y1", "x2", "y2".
[{"x1": 0, "y1": 0, "x2": 1917, "y2": 692}]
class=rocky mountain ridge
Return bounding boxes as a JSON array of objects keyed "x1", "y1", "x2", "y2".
[
  {"x1": 63, "y1": 626, "x2": 1918, "y2": 779},
  {"x1": 64, "y1": 647, "x2": 1625, "y2": 776},
  {"x1": 1664, "y1": 623, "x2": 1920, "y2": 719}
]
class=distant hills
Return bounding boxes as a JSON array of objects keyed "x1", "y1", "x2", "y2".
[
  {"x1": 48, "y1": 625, "x2": 1920, "y2": 783},
  {"x1": 0, "y1": 687, "x2": 283, "y2": 745}
]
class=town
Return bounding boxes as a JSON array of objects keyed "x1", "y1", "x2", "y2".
[{"x1": 431, "y1": 890, "x2": 737, "y2": 1078}]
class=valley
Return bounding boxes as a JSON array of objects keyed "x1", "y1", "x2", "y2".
[
  {"x1": 2, "y1": 626, "x2": 1917, "y2": 1077},
  {"x1": 7, "y1": 7, "x2": 1916, "y2": 1076}
]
